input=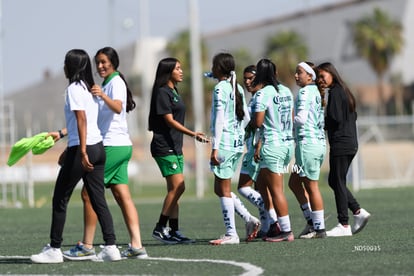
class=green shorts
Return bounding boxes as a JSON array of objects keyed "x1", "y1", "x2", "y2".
[
  {"x1": 240, "y1": 149, "x2": 260, "y2": 182},
  {"x1": 295, "y1": 142, "x2": 326, "y2": 180},
  {"x1": 104, "y1": 146, "x2": 132, "y2": 187},
  {"x1": 259, "y1": 143, "x2": 294, "y2": 174},
  {"x1": 210, "y1": 149, "x2": 243, "y2": 179},
  {"x1": 154, "y1": 155, "x2": 184, "y2": 177}
]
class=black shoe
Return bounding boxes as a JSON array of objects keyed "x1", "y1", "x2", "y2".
[
  {"x1": 152, "y1": 225, "x2": 178, "y2": 245},
  {"x1": 264, "y1": 222, "x2": 281, "y2": 239},
  {"x1": 300, "y1": 229, "x2": 327, "y2": 239},
  {"x1": 170, "y1": 230, "x2": 195, "y2": 244},
  {"x1": 315, "y1": 229, "x2": 327, "y2": 238}
]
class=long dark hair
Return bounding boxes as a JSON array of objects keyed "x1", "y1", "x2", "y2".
[
  {"x1": 64, "y1": 49, "x2": 94, "y2": 90},
  {"x1": 95, "y1": 46, "x2": 136, "y2": 112},
  {"x1": 317, "y1": 62, "x2": 356, "y2": 112},
  {"x1": 252, "y1": 58, "x2": 279, "y2": 92},
  {"x1": 212, "y1": 53, "x2": 244, "y2": 121},
  {"x1": 148, "y1": 57, "x2": 180, "y2": 131}
]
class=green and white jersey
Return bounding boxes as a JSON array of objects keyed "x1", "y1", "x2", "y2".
[
  {"x1": 210, "y1": 79, "x2": 248, "y2": 152},
  {"x1": 294, "y1": 84, "x2": 325, "y2": 144},
  {"x1": 253, "y1": 84, "x2": 294, "y2": 146},
  {"x1": 244, "y1": 93, "x2": 258, "y2": 152}
]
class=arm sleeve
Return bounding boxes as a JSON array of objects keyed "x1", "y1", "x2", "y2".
[
  {"x1": 293, "y1": 88, "x2": 308, "y2": 126},
  {"x1": 211, "y1": 86, "x2": 225, "y2": 150},
  {"x1": 241, "y1": 88, "x2": 250, "y2": 129},
  {"x1": 294, "y1": 109, "x2": 309, "y2": 126},
  {"x1": 253, "y1": 90, "x2": 266, "y2": 112},
  {"x1": 212, "y1": 108, "x2": 224, "y2": 150},
  {"x1": 155, "y1": 88, "x2": 172, "y2": 115},
  {"x1": 111, "y1": 77, "x2": 127, "y2": 102},
  {"x1": 68, "y1": 85, "x2": 86, "y2": 111},
  {"x1": 328, "y1": 86, "x2": 344, "y2": 125}
]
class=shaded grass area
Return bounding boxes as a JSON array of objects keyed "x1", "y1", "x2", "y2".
[{"x1": 0, "y1": 178, "x2": 413, "y2": 275}]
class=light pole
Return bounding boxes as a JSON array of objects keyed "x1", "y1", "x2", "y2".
[
  {"x1": 139, "y1": 0, "x2": 150, "y2": 141},
  {"x1": 189, "y1": 0, "x2": 206, "y2": 198},
  {"x1": 0, "y1": 0, "x2": 6, "y2": 205}
]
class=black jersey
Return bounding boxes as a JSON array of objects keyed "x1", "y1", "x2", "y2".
[
  {"x1": 149, "y1": 85, "x2": 186, "y2": 157},
  {"x1": 325, "y1": 83, "x2": 358, "y2": 156}
]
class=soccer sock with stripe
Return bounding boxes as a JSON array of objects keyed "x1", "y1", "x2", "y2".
[
  {"x1": 231, "y1": 192, "x2": 251, "y2": 222},
  {"x1": 278, "y1": 215, "x2": 292, "y2": 232},
  {"x1": 311, "y1": 210, "x2": 325, "y2": 231},
  {"x1": 301, "y1": 202, "x2": 312, "y2": 225},
  {"x1": 220, "y1": 196, "x2": 237, "y2": 236}
]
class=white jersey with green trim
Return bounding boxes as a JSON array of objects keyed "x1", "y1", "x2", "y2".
[
  {"x1": 98, "y1": 75, "x2": 132, "y2": 146},
  {"x1": 210, "y1": 79, "x2": 248, "y2": 152},
  {"x1": 294, "y1": 84, "x2": 325, "y2": 144},
  {"x1": 253, "y1": 84, "x2": 293, "y2": 146},
  {"x1": 244, "y1": 93, "x2": 258, "y2": 152}
]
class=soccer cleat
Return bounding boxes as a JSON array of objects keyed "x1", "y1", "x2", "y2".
[
  {"x1": 352, "y1": 208, "x2": 371, "y2": 234},
  {"x1": 121, "y1": 244, "x2": 148, "y2": 259},
  {"x1": 265, "y1": 231, "x2": 294, "y2": 242},
  {"x1": 298, "y1": 223, "x2": 314, "y2": 238},
  {"x1": 300, "y1": 229, "x2": 327, "y2": 239},
  {"x1": 209, "y1": 234, "x2": 240, "y2": 245},
  {"x1": 63, "y1": 241, "x2": 96, "y2": 261},
  {"x1": 152, "y1": 224, "x2": 179, "y2": 245},
  {"x1": 256, "y1": 230, "x2": 267, "y2": 239},
  {"x1": 30, "y1": 244, "x2": 64, "y2": 264},
  {"x1": 245, "y1": 216, "x2": 261, "y2": 242},
  {"x1": 264, "y1": 221, "x2": 281, "y2": 239},
  {"x1": 171, "y1": 230, "x2": 195, "y2": 244},
  {"x1": 93, "y1": 245, "x2": 122, "y2": 262},
  {"x1": 326, "y1": 223, "x2": 352, "y2": 237}
]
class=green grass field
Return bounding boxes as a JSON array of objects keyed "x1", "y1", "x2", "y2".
[{"x1": 0, "y1": 178, "x2": 413, "y2": 276}]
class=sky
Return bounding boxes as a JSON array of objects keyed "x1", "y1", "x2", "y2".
[{"x1": 0, "y1": 0, "x2": 341, "y2": 95}]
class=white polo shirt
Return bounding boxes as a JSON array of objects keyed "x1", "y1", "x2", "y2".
[{"x1": 64, "y1": 80, "x2": 102, "y2": 147}]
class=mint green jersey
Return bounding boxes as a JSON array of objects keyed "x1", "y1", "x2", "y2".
[
  {"x1": 210, "y1": 79, "x2": 248, "y2": 152},
  {"x1": 253, "y1": 84, "x2": 294, "y2": 146},
  {"x1": 244, "y1": 93, "x2": 257, "y2": 152},
  {"x1": 294, "y1": 84, "x2": 325, "y2": 144}
]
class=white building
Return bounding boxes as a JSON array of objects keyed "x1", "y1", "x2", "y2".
[{"x1": 204, "y1": 0, "x2": 414, "y2": 113}]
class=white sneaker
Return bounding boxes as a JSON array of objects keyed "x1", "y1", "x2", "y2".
[
  {"x1": 209, "y1": 235, "x2": 240, "y2": 245},
  {"x1": 31, "y1": 244, "x2": 64, "y2": 264},
  {"x1": 326, "y1": 223, "x2": 352, "y2": 237},
  {"x1": 245, "y1": 216, "x2": 261, "y2": 241},
  {"x1": 93, "y1": 245, "x2": 122, "y2": 262},
  {"x1": 352, "y1": 208, "x2": 371, "y2": 234}
]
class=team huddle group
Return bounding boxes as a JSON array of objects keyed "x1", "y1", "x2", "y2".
[{"x1": 29, "y1": 48, "x2": 370, "y2": 264}]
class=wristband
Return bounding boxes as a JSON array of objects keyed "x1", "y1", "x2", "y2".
[{"x1": 58, "y1": 129, "x2": 64, "y2": 139}]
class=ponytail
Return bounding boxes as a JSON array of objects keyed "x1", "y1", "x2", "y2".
[
  {"x1": 230, "y1": 71, "x2": 244, "y2": 121},
  {"x1": 118, "y1": 72, "x2": 136, "y2": 112}
]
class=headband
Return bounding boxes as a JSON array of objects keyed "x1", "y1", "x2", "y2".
[{"x1": 298, "y1": 62, "x2": 316, "y2": 80}]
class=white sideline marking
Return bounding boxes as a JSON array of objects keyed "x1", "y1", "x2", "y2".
[
  {"x1": 0, "y1": 255, "x2": 27, "y2": 258},
  {"x1": 0, "y1": 255, "x2": 264, "y2": 276},
  {"x1": 146, "y1": 257, "x2": 264, "y2": 276}
]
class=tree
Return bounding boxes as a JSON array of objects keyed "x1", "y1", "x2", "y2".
[
  {"x1": 353, "y1": 7, "x2": 403, "y2": 115},
  {"x1": 166, "y1": 30, "x2": 212, "y2": 127},
  {"x1": 232, "y1": 48, "x2": 255, "y2": 77},
  {"x1": 264, "y1": 31, "x2": 308, "y2": 89}
]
